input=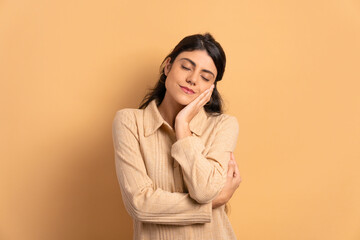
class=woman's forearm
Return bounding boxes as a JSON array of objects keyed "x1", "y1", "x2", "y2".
[
  {"x1": 171, "y1": 115, "x2": 239, "y2": 204},
  {"x1": 174, "y1": 121, "x2": 192, "y2": 140}
]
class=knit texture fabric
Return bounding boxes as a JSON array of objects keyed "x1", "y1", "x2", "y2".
[{"x1": 112, "y1": 99, "x2": 239, "y2": 240}]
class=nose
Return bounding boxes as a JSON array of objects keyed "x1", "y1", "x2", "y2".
[
  {"x1": 186, "y1": 71, "x2": 198, "y2": 86},
  {"x1": 186, "y1": 79, "x2": 194, "y2": 86}
]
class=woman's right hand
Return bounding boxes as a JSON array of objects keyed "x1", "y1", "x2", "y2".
[{"x1": 212, "y1": 152, "x2": 242, "y2": 209}]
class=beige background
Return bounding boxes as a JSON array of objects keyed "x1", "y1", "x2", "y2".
[{"x1": 1, "y1": 0, "x2": 360, "y2": 239}]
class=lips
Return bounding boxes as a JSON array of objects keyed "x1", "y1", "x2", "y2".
[{"x1": 180, "y1": 85, "x2": 195, "y2": 94}]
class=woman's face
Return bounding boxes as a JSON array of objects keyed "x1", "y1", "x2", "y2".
[{"x1": 163, "y1": 50, "x2": 217, "y2": 106}]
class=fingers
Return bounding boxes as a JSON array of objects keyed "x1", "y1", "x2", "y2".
[
  {"x1": 230, "y1": 152, "x2": 238, "y2": 176},
  {"x1": 193, "y1": 84, "x2": 214, "y2": 108},
  {"x1": 227, "y1": 160, "x2": 235, "y2": 178},
  {"x1": 230, "y1": 152, "x2": 242, "y2": 185},
  {"x1": 221, "y1": 155, "x2": 241, "y2": 203},
  {"x1": 198, "y1": 84, "x2": 214, "y2": 98},
  {"x1": 177, "y1": 84, "x2": 214, "y2": 124},
  {"x1": 232, "y1": 158, "x2": 242, "y2": 185},
  {"x1": 202, "y1": 84, "x2": 214, "y2": 103},
  {"x1": 233, "y1": 156, "x2": 240, "y2": 177}
]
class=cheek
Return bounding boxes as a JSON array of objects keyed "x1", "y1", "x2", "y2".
[
  {"x1": 165, "y1": 76, "x2": 179, "y2": 93},
  {"x1": 200, "y1": 83, "x2": 213, "y2": 93},
  {"x1": 199, "y1": 89, "x2": 206, "y2": 94},
  {"x1": 166, "y1": 70, "x2": 180, "y2": 83}
]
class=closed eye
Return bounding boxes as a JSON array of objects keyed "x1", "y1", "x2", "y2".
[
  {"x1": 201, "y1": 76, "x2": 210, "y2": 81},
  {"x1": 181, "y1": 65, "x2": 191, "y2": 70}
]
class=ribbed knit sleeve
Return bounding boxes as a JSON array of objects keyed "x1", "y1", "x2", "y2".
[
  {"x1": 170, "y1": 115, "x2": 239, "y2": 204},
  {"x1": 112, "y1": 109, "x2": 212, "y2": 225}
]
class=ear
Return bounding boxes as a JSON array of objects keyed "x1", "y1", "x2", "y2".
[{"x1": 163, "y1": 57, "x2": 172, "y2": 76}]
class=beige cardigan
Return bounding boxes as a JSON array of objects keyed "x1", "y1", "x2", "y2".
[{"x1": 112, "y1": 99, "x2": 239, "y2": 240}]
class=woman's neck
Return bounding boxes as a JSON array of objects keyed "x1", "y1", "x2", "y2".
[{"x1": 158, "y1": 94, "x2": 184, "y2": 130}]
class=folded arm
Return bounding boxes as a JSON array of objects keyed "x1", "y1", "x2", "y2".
[
  {"x1": 112, "y1": 110, "x2": 212, "y2": 225},
  {"x1": 171, "y1": 115, "x2": 239, "y2": 204}
]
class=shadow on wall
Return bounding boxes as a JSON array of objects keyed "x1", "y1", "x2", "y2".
[{"x1": 44, "y1": 56, "x2": 157, "y2": 240}]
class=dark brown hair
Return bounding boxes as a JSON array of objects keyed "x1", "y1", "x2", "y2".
[{"x1": 139, "y1": 33, "x2": 226, "y2": 115}]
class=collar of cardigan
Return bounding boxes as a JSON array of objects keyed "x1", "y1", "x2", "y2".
[{"x1": 143, "y1": 99, "x2": 208, "y2": 137}]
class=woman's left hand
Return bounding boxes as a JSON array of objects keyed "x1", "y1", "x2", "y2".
[
  {"x1": 212, "y1": 152, "x2": 242, "y2": 209},
  {"x1": 175, "y1": 84, "x2": 214, "y2": 140}
]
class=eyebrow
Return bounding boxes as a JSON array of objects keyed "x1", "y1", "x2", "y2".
[{"x1": 180, "y1": 58, "x2": 215, "y2": 77}]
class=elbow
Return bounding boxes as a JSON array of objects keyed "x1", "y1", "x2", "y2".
[
  {"x1": 119, "y1": 187, "x2": 152, "y2": 222},
  {"x1": 123, "y1": 187, "x2": 168, "y2": 223},
  {"x1": 129, "y1": 207, "x2": 148, "y2": 222},
  {"x1": 187, "y1": 174, "x2": 226, "y2": 204},
  {"x1": 189, "y1": 186, "x2": 221, "y2": 204},
  {"x1": 190, "y1": 193, "x2": 214, "y2": 204},
  {"x1": 125, "y1": 198, "x2": 153, "y2": 223}
]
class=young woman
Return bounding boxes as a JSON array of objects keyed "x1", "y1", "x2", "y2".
[{"x1": 112, "y1": 33, "x2": 241, "y2": 240}]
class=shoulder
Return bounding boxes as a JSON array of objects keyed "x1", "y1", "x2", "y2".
[
  {"x1": 208, "y1": 113, "x2": 239, "y2": 131},
  {"x1": 113, "y1": 107, "x2": 143, "y2": 129},
  {"x1": 114, "y1": 108, "x2": 141, "y2": 120}
]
